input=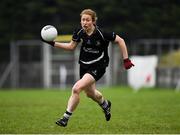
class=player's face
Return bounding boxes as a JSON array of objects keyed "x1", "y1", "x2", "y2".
[{"x1": 81, "y1": 14, "x2": 94, "y2": 31}]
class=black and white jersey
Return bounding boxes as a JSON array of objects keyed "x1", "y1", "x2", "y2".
[{"x1": 72, "y1": 26, "x2": 116, "y2": 68}]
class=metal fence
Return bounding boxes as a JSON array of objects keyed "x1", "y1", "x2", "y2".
[{"x1": 0, "y1": 38, "x2": 180, "y2": 89}]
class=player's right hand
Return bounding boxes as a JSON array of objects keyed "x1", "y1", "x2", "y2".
[
  {"x1": 123, "y1": 58, "x2": 134, "y2": 70},
  {"x1": 41, "y1": 38, "x2": 55, "y2": 47}
]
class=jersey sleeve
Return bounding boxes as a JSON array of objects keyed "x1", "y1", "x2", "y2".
[
  {"x1": 103, "y1": 31, "x2": 116, "y2": 41},
  {"x1": 72, "y1": 28, "x2": 82, "y2": 42}
]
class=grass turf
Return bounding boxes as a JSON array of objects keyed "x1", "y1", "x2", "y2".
[{"x1": 0, "y1": 86, "x2": 180, "y2": 134}]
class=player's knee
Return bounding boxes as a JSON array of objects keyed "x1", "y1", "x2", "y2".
[{"x1": 72, "y1": 84, "x2": 82, "y2": 94}]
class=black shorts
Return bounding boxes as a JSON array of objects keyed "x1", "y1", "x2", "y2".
[{"x1": 80, "y1": 65, "x2": 106, "y2": 81}]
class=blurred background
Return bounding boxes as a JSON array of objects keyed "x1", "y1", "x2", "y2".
[{"x1": 0, "y1": 0, "x2": 180, "y2": 89}]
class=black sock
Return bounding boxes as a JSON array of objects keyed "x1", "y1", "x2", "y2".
[
  {"x1": 100, "y1": 100, "x2": 108, "y2": 110},
  {"x1": 63, "y1": 110, "x2": 72, "y2": 119}
]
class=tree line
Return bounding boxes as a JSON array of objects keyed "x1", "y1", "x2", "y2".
[{"x1": 0, "y1": 0, "x2": 180, "y2": 60}]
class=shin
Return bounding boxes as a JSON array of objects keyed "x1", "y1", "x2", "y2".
[{"x1": 67, "y1": 83, "x2": 82, "y2": 112}]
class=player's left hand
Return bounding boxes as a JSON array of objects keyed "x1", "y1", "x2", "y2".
[
  {"x1": 123, "y1": 58, "x2": 134, "y2": 70},
  {"x1": 41, "y1": 38, "x2": 55, "y2": 47}
]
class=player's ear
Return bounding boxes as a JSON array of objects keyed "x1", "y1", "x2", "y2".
[
  {"x1": 94, "y1": 17, "x2": 97, "y2": 25},
  {"x1": 93, "y1": 21, "x2": 96, "y2": 25}
]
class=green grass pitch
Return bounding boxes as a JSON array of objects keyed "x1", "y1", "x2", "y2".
[{"x1": 0, "y1": 86, "x2": 180, "y2": 134}]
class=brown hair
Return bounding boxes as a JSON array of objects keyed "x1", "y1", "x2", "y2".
[{"x1": 80, "y1": 9, "x2": 98, "y2": 23}]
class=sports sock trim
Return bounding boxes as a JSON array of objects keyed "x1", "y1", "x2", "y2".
[
  {"x1": 100, "y1": 100, "x2": 108, "y2": 109},
  {"x1": 63, "y1": 111, "x2": 72, "y2": 119}
]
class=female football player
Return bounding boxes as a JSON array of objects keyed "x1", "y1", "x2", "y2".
[{"x1": 42, "y1": 9, "x2": 134, "y2": 127}]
